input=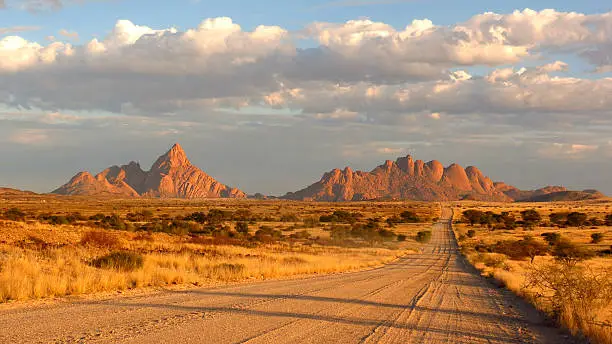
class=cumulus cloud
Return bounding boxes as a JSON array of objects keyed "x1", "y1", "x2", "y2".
[{"x1": 2, "y1": 10, "x2": 612, "y2": 194}]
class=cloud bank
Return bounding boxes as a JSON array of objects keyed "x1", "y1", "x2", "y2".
[{"x1": 1, "y1": 9, "x2": 612, "y2": 194}]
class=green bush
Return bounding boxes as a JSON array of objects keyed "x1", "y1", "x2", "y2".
[
  {"x1": 91, "y1": 251, "x2": 144, "y2": 271},
  {"x1": 416, "y1": 231, "x2": 432, "y2": 243}
]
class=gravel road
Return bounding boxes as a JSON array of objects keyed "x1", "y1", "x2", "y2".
[{"x1": 0, "y1": 207, "x2": 575, "y2": 343}]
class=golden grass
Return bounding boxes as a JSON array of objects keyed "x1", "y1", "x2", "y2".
[
  {"x1": 452, "y1": 201, "x2": 612, "y2": 344},
  {"x1": 0, "y1": 243, "x2": 407, "y2": 302},
  {"x1": 0, "y1": 208, "x2": 417, "y2": 303}
]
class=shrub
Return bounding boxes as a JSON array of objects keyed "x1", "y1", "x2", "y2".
[
  {"x1": 466, "y1": 230, "x2": 476, "y2": 238},
  {"x1": 566, "y1": 212, "x2": 588, "y2": 227},
  {"x1": 3, "y1": 208, "x2": 26, "y2": 221},
  {"x1": 521, "y1": 209, "x2": 541, "y2": 228},
  {"x1": 399, "y1": 211, "x2": 420, "y2": 223},
  {"x1": 492, "y1": 237, "x2": 549, "y2": 261},
  {"x1": 462, "y1": 210, "x2": 484, "y2": 226},
  {"x1": 235, "y1": 221, "x2": 249, "y2": 234},
  {"x1": 80, "y1": 231, "x2": 121, "y2": 249},
  {"x1": 542, "y1": 232, "x2": 562, "y2": 246},
  {"x1": 526, "y1": 262, "x2": 612, "y2": 339},
  {"x1": 553, "y1": 239, "x2": 594, "y2": 265},
  {"x1": 397, "y1": 234, "x2": 407, "y2": 242},
  {"x1": 416, "y1": 231, "x2": 432, "y2": 243},
  {"x1": 590, "y1": 233, "x2": 604, "y2": 244},
  {"x1": 605, "y1": 214, "x2": 612, "y2": 226},
  {"x1": 91, "y1": 251, "x2": 144, "y2": 271}
]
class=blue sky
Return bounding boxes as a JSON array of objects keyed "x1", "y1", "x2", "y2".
[
  {"x1": 1, "y1": 0, "x2": 612, "y2": 195},
  {"x1": 5, "y1": 0, "x2": 610, "y2": 41}
]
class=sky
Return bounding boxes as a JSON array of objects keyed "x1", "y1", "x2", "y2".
[{"x1": 1, "y1": 0, "x2": 612, "y2": 196}]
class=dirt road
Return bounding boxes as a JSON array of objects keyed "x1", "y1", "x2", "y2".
[{"x1": 0, "y1": 207, "x2": 574, "y2": 343}]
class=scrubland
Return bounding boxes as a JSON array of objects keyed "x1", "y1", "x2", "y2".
[
  {"x1": 452, "y1": 200, "x2": 612, "y2": 343},
  {"x1": 0, "y1": 196, "x2": 437, "y2": 303}
]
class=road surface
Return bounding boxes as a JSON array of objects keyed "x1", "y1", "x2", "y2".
[{"x1": 0, "y1": 207, "x2": 574, "y2": 343}]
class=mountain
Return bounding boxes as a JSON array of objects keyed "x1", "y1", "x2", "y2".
[
  {"x1": 283, "y1": 155, "x2": 603, "y2": 202},
  {"x1": 519, "y1": 190, "x2": 606, "y2": 202},
  {"x1": 53, "y1": 144, "x2": 246, "y2": 199}
]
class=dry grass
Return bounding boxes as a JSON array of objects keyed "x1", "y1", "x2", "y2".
[
  {"x1": 0, "y1": 240, "x2": 407, "y2": 302},
  {"x1": 0, "y1": 198, "x2": 435, "y2": 303},
  {"x1": 452, "y1": 201, "x2": 612, "y2": 343}
]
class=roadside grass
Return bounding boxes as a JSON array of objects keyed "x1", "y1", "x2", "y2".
[
  {"x1": 452, "y1": 200, "x2": 612, "y2": 344},
  {"x1": 0, "y1": 240, "x2": 407, "y2": 302}
]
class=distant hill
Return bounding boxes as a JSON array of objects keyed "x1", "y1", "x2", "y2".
[
  {"x1": 52, "y1": 144, "x2": 245, "y2": 199},
  {"x1": 0, "y1": 188, "x2": 37, "y2": 196},
  {"x1": 519, "y1": 190, "x2": 606, "y2": 202},
  {"x1": 283, "y1": 155, "x2": 604, "y2": 202}
]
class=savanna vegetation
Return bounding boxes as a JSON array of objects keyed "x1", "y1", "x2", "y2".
[
  {"x1": 0, "y1": 196, "x2": 438, "y2": 302},
  {"x1": 454, "y1": 200, "x2": 612, "y2": 344}
]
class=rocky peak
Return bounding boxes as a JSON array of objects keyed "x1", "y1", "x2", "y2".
[
  {"x1": 396, "y1": 155, "x2": 415, "y2": 174},
  {"x1": 70, "y1": 171, "x2": 95, "y2": 184},
  {"x1": 152, "y1": 143, "x2": 191, "y2": 172},
  {"x1": 52, "y1": 143, "x2": 245, "y2": 199}
]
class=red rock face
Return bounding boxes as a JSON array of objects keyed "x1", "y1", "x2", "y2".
[
  {"x1": 283, "y1": 155, "x2": 587, "y2": 202},
  {"x1": 52, "y1": 144, "x2": 246, "y2": 199}
]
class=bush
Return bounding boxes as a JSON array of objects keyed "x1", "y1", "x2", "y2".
[
  {"x1": 399, "y1": 211, "x2": 420, "y2": 223},
  {"x1": 526, "y1": 262, "x2": 612, "y2": 339},
  {"x1": 553, "y1": 239, "x2": 594, "y2": 264},
  {"x1": 542, "y1": 232, "x2": 562, "y2": 246},
  {"x1": 566, "y1": 212, "x2": 588, "y2": 227},
  {"x1": 235, "y1": 221, "x2": 249, "y2": 234},
  {"x1": 492, "y1": 237, "x2": 549, "y2": 261},
  {"x1": 521, "y1": 209, "x2": 541, "y2": 228},
  {"x1": 3, "y1": 208, "x2": 26, "y2": 221},
  {"x1": 466, "y1": 230, "x2": 476, "y2": 238},
  {"x1": 80, "y1": 231, "x2": 121, "y2": 249},
  {"x1": 397, "y1": 234, "x2": 407, "y2": 242},
  {"x1": 416, "y1": 231, "x2": 432, "y2": 243},
  {"x1": 91, "y1": 251, "x2": 144, "y2": 271},
  {"x1": 590, "y1": 233, "x2": 604, "y2": 244}
]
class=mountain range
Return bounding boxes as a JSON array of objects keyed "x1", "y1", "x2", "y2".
[
  {"x1": 52, "y1": 144, "x2": 245, "y2": 199},
  {"x1": 44, "y1": 145, "x2": 605, "y2": 201},
  {"x1": 282, "y1": 155, "x2": 604, "y2": 202}
]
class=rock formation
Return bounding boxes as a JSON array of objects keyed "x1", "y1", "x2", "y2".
[
  {"x1": 283, "y1": 155, "x2": 603, "y2": 202},
  {"x1": 53, "y1": 144, "x2": 245, "y2": 199}
]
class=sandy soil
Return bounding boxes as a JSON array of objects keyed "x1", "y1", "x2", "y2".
[{"x1": 0, "y1": 207, "x2": 577, "y2": 343}]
